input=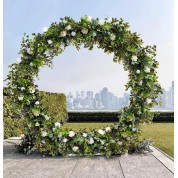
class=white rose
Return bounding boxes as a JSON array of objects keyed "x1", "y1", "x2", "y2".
[
  {"x1": 71, "y1": 31, "x2": 76, "y2": 36},
  {"x1": 21, "y1": 87, "x2": 25, "y2": 91},
  {"x1": 81, "y1": 28, "x2": 88, "y2": 34},
  {"x1": 139, "y1": 81, "x2": 143, "y2": 86},
  {"x1": 136, "y1": 70, "x2": 140, "y2": 74},
  {"x1": 44, "y1": 115, "x2": 50, "y2": 120},
  {"x1": 88, "y1": 137, "x2": 94, "y2": 144},
  {"x1": 110, "y1": 34, "x2": 116, "y2": 41},
  {"x1": 107, "y1": 18, "x2": 112, "y2": 23},
  {"x1": 83, "y1": 133, "x2": 87, "y2": 137},
  {"x1": 42, "y1": 27, "x2": 48, "y2": 32},
  {"x1": 114, "y1": 125, "x2": 118, "y2": 129},
  {"x1": 105, "y1": 127, "x2": 111, "y2": 132},
  {"x1": 30, "y1": 63, "x2": 33, "y2": 67},
  {"x1": 48, "y1": 40, "x2": 52, "y2": 44},
  {"x1": 33, "y1": 111, "x2": 40, "y2": 117},
  {"x1": 69, "y1": 131, "x2": 75, "y2": 137},
  {"x1": 98, "y1": 19, "x2": 105, "y2": 25},
  {"x1": 146, "y1": 98, "x2": 152, "y2": 104},
  {"x1": 16, "y1": 58, "x2": 21, "y2": 64},
  {"x1": 18, "y1": 96, "x2": 24, "y2": 101},
  {"x1": 41, "y1": 131, "x2": 48, "y2": 137},
  {"x1": 72, "y1": 146, "x2": 79, "y2": 152},
  {"x1": 131, "y1": 55, "x2": 138, "y2": 62},
  {"x1": 27, "y1": 48, "x2": 32, "y2": 54},
  {"x1": 145, "y1": 67, "x2": 150, "y2": 73},
  {"x1": 35, "y1": 101, "x2": 40, "y2": 105},
  {"x1": 55, "y1": 122, "x2": 61, "y2": 127},
  {"x1": 52, "y1": 128, "x2": 56, "y2": 132},
  {"x1": 65, "y1": 25, "x2": 71, "y2": 30},
  {"x1": 41, "y1": 140, "x2": 46, "y2": 144},
  {"x1": 86, "y1": 16, "x2": 92, "y2": 22},
  {"x1": 118, "y1": 141, "x2": 123, "y2": 145},
  {"x1": 93, "y1": 32, "x2": 97, "y2": 37},
  {"x1": 127, "y1": 137, "x2": 130, "y2": 141},
  {"x1": 63, "y1": 138, "x2": 68, "y2": 143},
  {"x1": 132, "y1": 128, "x2": 137, "y2": 132},
  {"x1": 98, "y1": 129, "x2": 105, "y2": 135},
  {"x1": 30, "y1": 88, "x2": 35, "y2": 94},
  {"x1": 60, "y1": 31, "x2": 67, "y2": 37}
]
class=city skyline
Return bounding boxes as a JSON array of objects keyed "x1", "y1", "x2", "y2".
[{"x1": 3, "y1": 0, "x2": 173, "y2": 96}]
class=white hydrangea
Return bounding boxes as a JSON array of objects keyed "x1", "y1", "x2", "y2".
[
  {"x1": 35, "y1": 101, "x2": 40, "y2": 105},
  {"x1": 105, "y1": 127, "x2": 111, "y2": 132},
  {"x1": 81, "y1": 28, "x2": 88, "y2": 34},
  {"x1": 16, "y1": 58, "x2": 21, "y2": 64},
  {"x1": 71, "y1": 31, "x2": 76, "y2": 36},
  {"x1": 72, "y1": 146, "x2": 79, "y2": 152},
  {"x1": 65, "y1": 25, "x2": 71, "y2": 30},
  {"x1": 42, "y1": 27, "x2": 48, "y2": 32},
  {"x1": 48, "y1": 40, "x2": 52, "y2": 45},
  {"x1": 98, "y1": 129, "x2": 105, "y2": 135},
  {"x1": 27, "y1": 48, "x2": 32, "y2": 54},
  {"x1": 83, "y1": 133, "x2": 87, "y2": 137},
  {"x1": 18, "y1": 96, "x2": 24, "y2": 101},
  {"x1": 98, "y1": 19, "x2": 105, "y2": 25},
  {"x1": 110, "y1": 34, "x2": 116, "y2": 41},
  {"x1": 145, "y1": 67, "x2": 150, "y2": 73},
  {"x1": 69, "y1": 131, "x2": 75, "y2": 137},
  {"x1": 131, "y1": 55, "x2": 138, "y2": 62},
  {"x1": 55, "y1": 122, "x2": 61, "y2": 127},
  {"x1": 86, "y1": 16, "x2": 92, "y2": 22},
  {"x1": 41, "y1": 131, "x2": 48, "y2": 137},
  {"x1": 136, "y1": 70, "x2": 140, "y2": 74},
  {"x1": 29, "y1": 88, "x2": 35, "y2": 94},
  {"x1": 146, "y1": 98, "x2": 152, "y2": 104},
  {"x1": 63, "y1": 138, "x2": 68, "y2": 143},
  {"x1": 88, "y1": 137, "x2": 94, "y2": 144},
  {"x1": 60, "y1": 31, "x2": 67, "y2": 37}
]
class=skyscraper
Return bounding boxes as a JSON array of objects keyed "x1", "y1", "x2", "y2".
[
  {"x1": 171, "y1": 81, "x2": 174, "y2": 107},
  {"x1": 101, "y1": 87, "x2": 108, "y2": 108}
]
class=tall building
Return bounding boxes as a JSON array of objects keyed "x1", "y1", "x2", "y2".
[
  {"x1": 171, "y1": 81, "x2": 174, "y2": 107},
  {"x1": 86, "y1": 91, "x2": 93, "y2": 99},
  {"x1": 101, "y1": 87, "x2": 108, "y2": 108}
]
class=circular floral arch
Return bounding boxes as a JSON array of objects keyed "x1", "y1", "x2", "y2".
[{"x1": 6, "y1": 16, "x2": 161, "y2": 156}]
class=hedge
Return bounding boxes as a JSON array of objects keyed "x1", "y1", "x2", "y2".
[
  {"x1": 3, "y1": 90, "x2": 67, "y2": 138},
  {"x1": 67, "y1": 111, "x2": 174, "y2": 122}
]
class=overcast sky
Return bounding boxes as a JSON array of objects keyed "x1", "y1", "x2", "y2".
[{"x1": 3, "y1": 0, "x2": 174, "y2": 97}]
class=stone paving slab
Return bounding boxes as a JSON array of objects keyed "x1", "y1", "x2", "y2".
[{"x1": 3, "y1": 141, "x2": 174, "y2": 178}]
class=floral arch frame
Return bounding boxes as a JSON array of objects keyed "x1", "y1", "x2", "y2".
[{"x1": 6, "y1": 16, "x2": 161, "y2": 157}]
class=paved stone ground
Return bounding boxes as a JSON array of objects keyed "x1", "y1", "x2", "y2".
[{"x1": 3, "y1": 141, "x2": 173, "y2": 178}]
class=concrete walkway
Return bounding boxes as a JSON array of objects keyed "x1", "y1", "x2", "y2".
[{"x1": 3, "y1": 141, "x2": 174, "y2": 178}]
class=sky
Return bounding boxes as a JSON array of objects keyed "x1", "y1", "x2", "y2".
[{"x1": 3, "y1": 0, "x2": 174, "y2": 97}]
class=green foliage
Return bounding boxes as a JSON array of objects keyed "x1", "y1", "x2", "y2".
[{"x1": 5, "y1": 16, "x2": 162, "y2": 156}]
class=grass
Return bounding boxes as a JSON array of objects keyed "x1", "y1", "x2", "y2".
[{"x1": 63, "y1": 122, "x2": 174, "y2": 158}]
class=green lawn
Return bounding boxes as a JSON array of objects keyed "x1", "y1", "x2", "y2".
[{"x1": 63, "y1": 122, "x2": 174, "y2": 158}]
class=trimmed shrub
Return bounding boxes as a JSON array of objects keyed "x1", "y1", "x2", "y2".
[{"x1": 67, "y1": 111, "x2": 174, "y2": 122}]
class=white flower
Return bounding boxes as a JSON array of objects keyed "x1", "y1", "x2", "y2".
[
  {"x1": 72, "y1": 146, "x2": 79, "y2": 152},
  {"x1": 83, "y1": 133, "x2": 87, "y2": 137},
  {"x1": 69, "y1": 131, "x2": 75, "y2": 137},
  {"x1": 35, "y1": 101, "x2": 40, "y2": 105},
  {"x1": 98, "y1": 129, "x2": 105, "y2": 135},
  {"x1": 146, "y1": 98, "x2": 152, "y2": 104},
  {"x1": 118, "y1": 141, "x2": 123, "y2": 145},
  {"x1": 33, "y1": 111, "x2": 40, "y2": 117},
  {"x1": 93, "y1": 32, "x2": 97, "y2": 37},
  {"x1": 21, "y1": 87, "x2": 25, "y2": 91},
  {"x1": 60, "y1": 31, "x2": 67, "y2": 37},
  {"x1": 63, "y1": 138, "x2": 68, "y2": 143},
  {"x1": 145, "y1": 67, "x2": 150, "y2": 73},
  {"x1": 81, "y1": 28, "x2": 88, "y2": 34},
  {"x1": 100, "y1": 140, "x2": 105, "y2": 145},
  {"x1": 105, "y1": 127, "x2": 111, "y2": 132},
  {"x1": 88, "y1": 137, "x2": 94, "y2": 144},
  {"x1": 114, "y1": 125, "x2": 118, "y2": 129},
  {"x1": 55, "y1": 122, "x2": 61, "y2": 127},
  {"x1": 48, "y1": 40, "x2": 52, "y2": 45},
  {"x1": 27, "y1": 48, "x2": 32, "y2": 54},
  {"x1": 16, "y1": 58, "x2": 21, "y2": 64},
  {"x1": 53, "y1": 128, "x2": 56, "y2": 132},
  {"x1": 107, "y1": 18, "x2": 112, "y2": 23},
  {"x1": 132, "y1": 128, "x2": 137, "y2": 132},
  {"x1": 44, "y1": 115, "x2": 50, "y2": 120},
  {"x1": 127, "y1": 137, "x2": 131, "y2": 141},
  {"x1": 41, "y1": 131, "x2": 48, "y2": 137},
  {"x1": 86, "y1": 16, "x2": 92, "y2": 22},
  {"x1": 42, "y1": 27, "x2": 48, "y2": 32},
  {"x1": 110, "y1": 34, "x2": 116, "y2": 41},
  {"x1": 131, "y1": 55, "x2": 138, "y2": 62},
  {"x1": 41, "y1": 140, "x2": 46, "y2": 144},
  {"x1": 30, "y1": 63, "x2": 33, "y2": 67},
  {"x1": 98, "y1": 19, "x2": 105, "y2": 25},
  {"x1": 71, "y1": 31, "x2": 76, "y2": 36},
  {"x1": 65, "y1": 25, "x2": 71, "y2": 30},
  {"x1": 29, "y1": 88, "x2": 35, "y2": 94},
  {"x1": 18, "y1": 96, "x2": 24, "y2": 101},
  {"x1": 139, "y1": 81, "x2": 143, "y2": 86},
  {"x1": 136, "y1": 70, "x2": 140, "y2": 74}
]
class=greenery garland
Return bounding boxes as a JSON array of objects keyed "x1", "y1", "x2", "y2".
[{"x1": 5, "y1": 16, "x2": 161, "y2": 157}]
